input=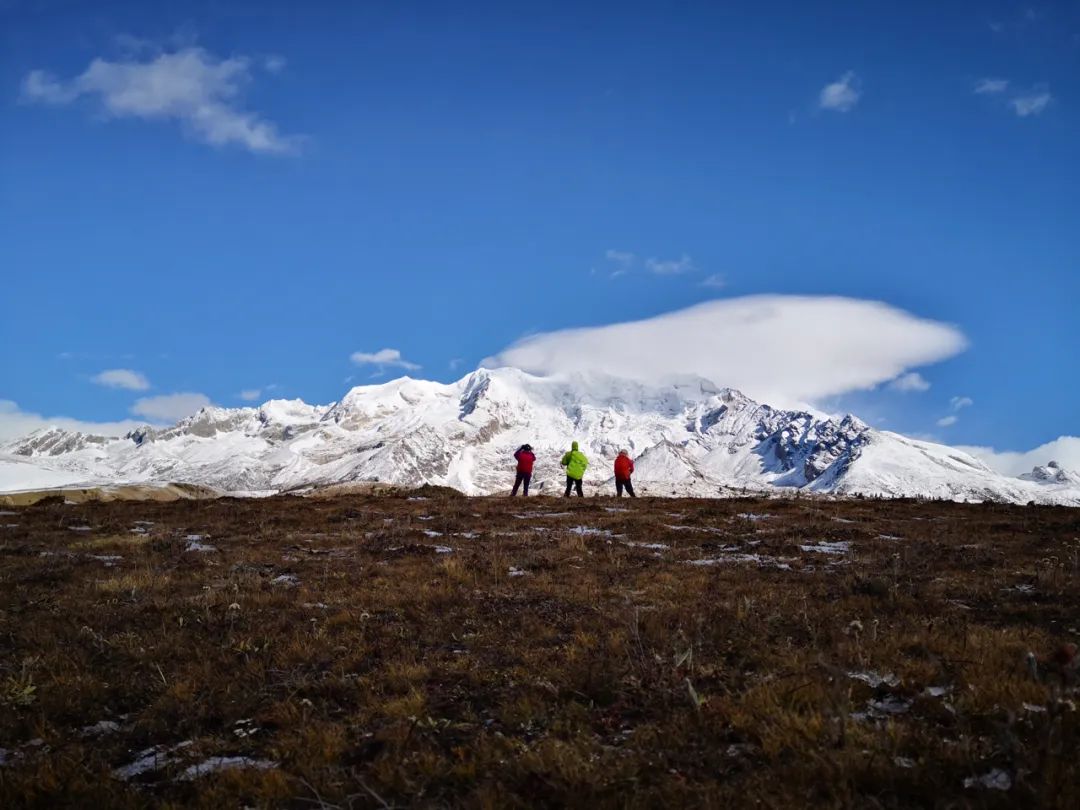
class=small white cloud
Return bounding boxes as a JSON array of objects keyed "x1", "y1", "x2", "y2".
[
  {"x1": 91, "y1": 369, "x2": 151, "y2": 391},
  {"x1": 700, "y1": 273, "x2": 726, "y2": 290},
  {"x1": 936, "y1": 415, "x2": 958, "y2": 427},
  {"x1": 645, "y1": 254, "x2": 695, "y2": 275},
  {"x1": 889, "y1": 372, "x2": 931, "y2": 392},
  {"x1": 131, "y1": 392, "x2": 212, "y2": 422},
  {"x1": 263, "y1": 55, "x2": 287, "y2": 74},
  {"x1": 1010, "y1": 91, "x2": 1052, "y2": 117},
  {"x1": 950, "y1": 395, "x2": 974, "y2": 410},
  {"x1": 239, "y1": 389, "x2": 261, "y2": 402},
  {"x1": 819, "y1": 71, "x2": 861, "y2": 112},
  {"x1": 350, "y1": 348, "x2": 420, "y2": 371},
  {"x1": 974, "y1": 78, "x2": 1009, "y2": 95},
  {"x1": 21, "y1": 46, "x2": 300, "y2": 154},
  {"x1": 605, "y1": 249, "x2": 636, "y2": 266},
  {"x1": 448, "y1": 358, "x2": 464, "y2": 371}
]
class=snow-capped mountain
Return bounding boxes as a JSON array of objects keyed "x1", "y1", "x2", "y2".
[
  {"x1": 1020, "y1": 461, "x2": 1080, "y2": 489},
  {"x1": 2, "y1": 368, "x2": 1078, "y2": 505}
]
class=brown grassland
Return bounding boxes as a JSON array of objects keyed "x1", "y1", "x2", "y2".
[{"x1": 0, "y1": 488, "x2": 1078, "y2": 808}]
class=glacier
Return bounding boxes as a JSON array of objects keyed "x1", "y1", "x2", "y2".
[{"x1": 1, "y1": 367, "x2": 1077, "y2": 505}]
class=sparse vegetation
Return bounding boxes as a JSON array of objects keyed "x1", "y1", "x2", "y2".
[{"x1": 0, "y1": 492, "x2": 1077, "y2": 807}]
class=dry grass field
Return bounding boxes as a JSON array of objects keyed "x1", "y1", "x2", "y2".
[{"x1": 1, "y1": 488, "x2": 1078, "y2": 808}]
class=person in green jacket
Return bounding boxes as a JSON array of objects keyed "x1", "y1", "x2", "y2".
[{"x1": 561, "y1": 441, "x2": 589, "y2": 497}]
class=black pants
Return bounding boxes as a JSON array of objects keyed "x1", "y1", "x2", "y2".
[
  {"x1": 511, "y1": 471, "x2": 531, "y2": 496},
  {"x1": 564, "y1": 476, "x2": 584, "y2": 497},
  {"x1": 616, "y1": 478, "x2": 636, "y2": 498}
]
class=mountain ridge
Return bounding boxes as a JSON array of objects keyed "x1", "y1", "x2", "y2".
[{"x1": 1, "y1": 368, "x2": 1078, "y2": 505}]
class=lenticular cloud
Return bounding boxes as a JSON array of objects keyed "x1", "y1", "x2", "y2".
[{"x1": 483, "y1": 295, "x2": 967, "y2": 407}]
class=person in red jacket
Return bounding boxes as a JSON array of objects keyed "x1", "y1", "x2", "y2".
[
  {"x1": 614, "y1": 449, "x2": 636, "y2": 498},
  {"x1": 511, "y1": 443, "x2": 536, "y2": 496}
]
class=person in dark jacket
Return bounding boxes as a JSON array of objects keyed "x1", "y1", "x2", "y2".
[
  {"x1": 613, "y1": 449, "x2": 636, "y2": 497},
  {"x1": 511, "y1": 444, "x2": 536, "y2": 496}
]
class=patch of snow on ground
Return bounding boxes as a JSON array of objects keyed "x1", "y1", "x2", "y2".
[
  {"x1": 423, "y1": 530, "x2": 444, "y2": 537},
  {"x1": 508, "y1": 567, "x2": 528, "y2": 577},
  {"x1": 737, "y1": 513, "x2": 772, "y2": 521},
  {"x1": 176, "y1": 757, "x2": 276, "y2": 781},
  {"x1": 232, "y1": 719, "x2": 260, "y2": 738},
  {"x1": 113, "y1": 741, "x2": 193, "y2": 780},
  {"x1": 568, "y1": 526, "x2": 613, "y2": 536},
  {"x1": 68, "y1": 525, "x2": 93, "y2": 532},
  {"x1": 80, "y1": 720, "x2": 121, "y2": 737},
  {"x1": 688, "y1": 553, "x2": 791, "y2": 570},
  {"x1": 185, "y1": 540, "x2": 217, "y2": 552},
  {"x1": 848, "y1": 670, "x2": 900, "y2": 688},
  {"x1": 868, "y1": 696, "x2": 912, "y2": 715},
  {"x1": 877, "y1": 534, "x2": 903, "y2": 540},
  {"x1": 964, "y1": 769, "x2": 1012, "y2": 791},
  {"x1": 271, "y1": 574, "x2": 299, "y2": 587},
  {"x1": 434, "y1": 545, "x2": 453, "y2": 553},
  {"x1": 800, "y1": 541, "x2": 850, "y2": 554}
]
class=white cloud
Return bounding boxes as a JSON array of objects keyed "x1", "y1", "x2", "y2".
[
  {"x1": 448, "y1": 358, "x2": 464, "y2": 371},
  {"x1": 131, "y1": 392, "x2": 212, "y2": 422},
  {"x1": 605, "y1": 249, "x2": 635, "y2": 265},
  {"x1": 819, "y1": 71, "x2": 861, "y2": 112},
  {"x1": 0, "y1": 400, "x2": 149, "y2": 441},
  {"x1": 936, "y1": 415, "x2": 958, "y2": 427},
  {"x1": 239, "y1": 389, "x2": 262, "y2": 402},
  {"x1": 958, "y1": 436, "x2": 1080, "y2": 477},
  {"x1": 482, "y1": 295, "x2": 968, "y2": 408},
  {"x1": 263, "y1": 55, "x2": 287, "y2": 74},
  {"x1": 21, "y1": 46, "x2": 299, "y2": 154},
  {"x1": 700, "y1": 273, "x2": 726, "y2": 289},
  {"x1": 91, "y1": 368, "x2": 151, "y2": 391},
  {"x1": 974, "y1": 78, "x2": 1009, "y2": 95},
  {"x1": 950, "y1": 395, "x2": 974, "y2": 410},
  {"x1": 889, "y1": 372, "x2": 931, "y2": 392},
  {"x1": 604, "y1": 249, "x2": 635, "y2": 279},
  {"x1": 645, "y1": 254, "x2": 696, "y2": 275},
  {"x1": 1010, "y1": 91, "x2": 1052, "y2": 117},
  {"x1": 350, "y1": 348, "x2": 420, "y2": 371}
]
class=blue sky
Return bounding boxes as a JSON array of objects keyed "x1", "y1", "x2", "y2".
[{"x1": 1, "y1": 0, "x2": 1077, "y2": 470}]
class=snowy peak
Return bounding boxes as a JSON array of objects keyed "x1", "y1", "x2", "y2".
[
  {"x1": 0, "y1": 368, "x2": 1077, "y2": 506},
  {"x1": 1020, "y1": 462, "x2": 1080, "y2": 487}
]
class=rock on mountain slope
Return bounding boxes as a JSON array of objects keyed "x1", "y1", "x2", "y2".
[{"x1": 1, "y1": 368, "x2": 1078, "y2": 505}]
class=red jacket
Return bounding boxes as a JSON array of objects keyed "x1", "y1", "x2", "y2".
[
  {"x1": 514, "y1": 448, "x2": 536, "y2": 474},
  {"x1": 614, "y1": 455, "x2": 634, "y2": 480}
]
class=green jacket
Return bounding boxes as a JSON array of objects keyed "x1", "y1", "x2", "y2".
[{"x1": 561, "y1": 441, "x2": 589, "y2": 480}]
